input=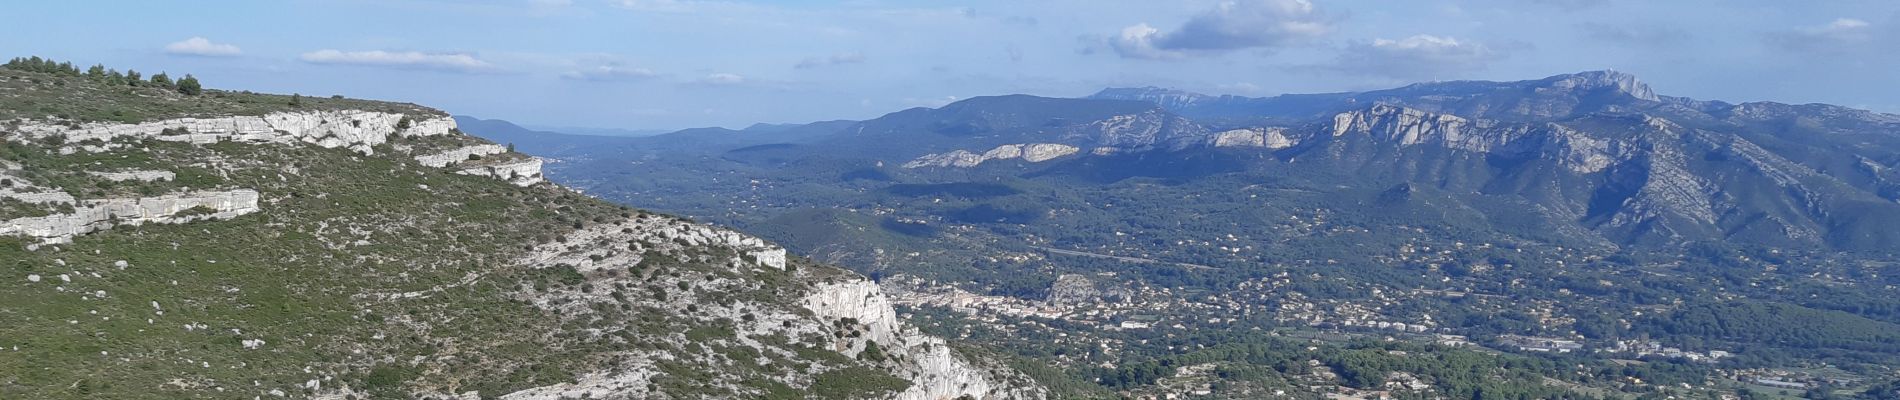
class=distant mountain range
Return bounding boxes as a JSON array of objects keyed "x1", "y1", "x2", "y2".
[
  {"x1": 459, "y1": 71, "x2": 1900, "y2": 397},
  {"x1": 473, "y1": 71, "x2": 1900, "y2": 253}
]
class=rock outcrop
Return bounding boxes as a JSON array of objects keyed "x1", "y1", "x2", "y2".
[
  {"x1": 1330, "y1": 104, "x2": 1530, "y2": 153},
  {"x1": 15, "y1": 111, "x2": 455, "y2": 155},
  {"x1": 1327, "y1": 104, "x2": 1618, "y2": 173},
  {"x1": 483, "y1": 213, "x2": 1038, "y2": 400},
  {"x1": 1065, "y1": 110, "x2": 1206, "y2": 148},
  {"x1": 455, "y1": 158, "x2": 546, "y2": 186},
  {"x1": 1541, "y1": 70, "x2": 1659, "y2": 102},
  {"x1": 904, "y1": 143, "x2": 1079, "y2": 168},
  {"x1": 0, "y1": 110, "x2": 539, "y2": 244},
  {"x1": 1209, "y1": 127, "x2": 1296, "y2": 149},
  {"x1": 0, "y1": 189, "x2": 259, "y2": 244},
  {"x1": 85, "y1": 169, "x2": 176, "y2": 182},
  {"x1": 804, "y1": 280, "x2": 1043, "y2": 400},
  {"x1": 415, "y1": 144, "x2": 508, "y2": 168}
]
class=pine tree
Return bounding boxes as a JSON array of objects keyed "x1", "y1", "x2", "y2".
[
  {"x1": 124, "y1": 70, "x2": 141, "y2": 85},
  {"x1": 150, "y1": 72, "x2": 172, "y2": 88},
  {"x1": 86, "y1": 64, "x2": 106, "y2": 79},
  {"x1": 176, "y1": 74, "x2": 202, "y2": 95}
]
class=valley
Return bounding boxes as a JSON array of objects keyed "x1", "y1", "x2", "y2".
[{"x1": 464, "y1": 71, "x2": 1900, "y2": 399}]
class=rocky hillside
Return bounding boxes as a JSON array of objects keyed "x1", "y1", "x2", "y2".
[
  {"x1": 851, "y1": 72, "x2": 1900, "y2": 252},
  {"x1": 0, "y1": 62, "x2": 1039, "y2": 399}
]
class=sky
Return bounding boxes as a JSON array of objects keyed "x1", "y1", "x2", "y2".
[{"x1": 9, "y1": 0, "x2": 1898, "y2": 130}]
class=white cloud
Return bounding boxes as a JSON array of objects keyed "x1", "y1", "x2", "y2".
[
  {"x1": 299, "y1": 50, "x2": 494, "y2": 72},
  {"x1": 697, "y1": 73, "x2": 747, "y2": 85},
  {"x1": 1770, "y1": 18, "x2": 1879, "y2": 52},
  {"x1": 1107, "y1": 0, "x2": 1332, "y2": 60},
  {"x1": 1215, "y1": 82, "x2": 1263, "y2": 94},
  {"x1": 793, "y1": 52, "x2": 866, "y2": 69},
  {"x1": 1828, "y1": 18, "x2": 1871, "y2": 30},
  {"x1": 562, "y1": 65, "x2": 660, "y2": 81},
  {"x1": 614, "y1": 0, "x2": 693, "y2": 12},
  {"x1": 164, "y1": 37, "x2": 242, "y2": 57},
  {"x1": 1322, "y1": 35, "x2": 1502, "y2": 79}
]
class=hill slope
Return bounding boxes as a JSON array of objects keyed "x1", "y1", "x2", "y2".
[{"x1": 0, "y1": 62, "x2": 1039, "y2": 399}]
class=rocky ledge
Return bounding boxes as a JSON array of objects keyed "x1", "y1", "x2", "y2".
[
  {"x1": 904, "y1": 143, "x2": 1079, "y2": 168},
  {"x1": 0, "y1": 189, "x2": 259, "y2": 245},
  {"x1": 16, "y1": 110, "x2": 455, "y2": 155},
  {"x1": 449, "y1": 213, "x2": 1042, "y2": 400}
]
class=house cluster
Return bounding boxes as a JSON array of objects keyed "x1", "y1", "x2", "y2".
[
  {"x1": 1608, "y1": 339, "x2": 1730, "y2": 363},
  {"x1": 1498, "y1": 335, "x2": 1585, "y2": 353}
]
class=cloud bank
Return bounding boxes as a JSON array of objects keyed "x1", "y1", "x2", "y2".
[
  {"x1": 1323, "y1": 35, "x2": 1503, "y2": 79},
  {"x1": 164, "y1": 37, "x2": 242, "y2": 57},
  {"x1": 299, "y1": 50, "x2": 494, "y2": 72},
  {"x1": 1109, "y1": 0, "x2": 1332, "y2": 59},
  {"x1": 794, "y1": 52, "x2": 866, "y2": 69},
  {"x1": 562, "y1": 65, "x2": 661, "y2": 81}
]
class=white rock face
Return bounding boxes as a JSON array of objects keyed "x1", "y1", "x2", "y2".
[
  {"x1": 0, "y1": 164, "x2": 77, "y2": 205},
  {"x1": 487, "y1": 214, "x2": 1036, "y2": 400},
  {"x1": 1068, "y1": 110, "x2": 1205, "y2": 147},
  {"x1": 12, "y1": 110, "x2": 546, "y2": 187},
  {"x1": 16, "y1": 111, "x2": 455, "y2": 155},
  {"x1": 0, "y1": 179, "x2": 76, "y2": 205},
  {"x1": 1019, "y1": 143, "x2": 1080, "y2": 162},
  {"x1": 1210, "y1": 127, "x2": 1295, "y2": 149},
  {"x1": 1331, "y1": 104, "x2": 1521, "y2": 152},
  {"x1": 455, "y1": 158, "x2": 546, "y2": 187},
  {"x1": 0, "y1": 189, "x2": 260, "y2": 244},
  {"x1": 904, "y1": 143, "x2": 1079, "y2": 168},
  {"x1": 86, "y1": 170, "x2": 176, "y2": 182},
  {"x1": 1330, "y1": 104, "x2": 1616, "y2": 173},
  {"x1": 415, "y1": 144, "x2": 507, "y2": 168},
  {"x1": 804, "y1": 280, "x2": 1039, "y2": 400}
]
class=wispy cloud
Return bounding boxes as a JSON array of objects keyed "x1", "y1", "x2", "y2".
[
  {"x1": 1577, "y1": 23, "x2": 1690, "y2": 46},
  {"x1": 164, "y1": 37, "x2": 242, "y2": 57},
  {"x1": 1768, "y1": 18, "x2": 1879, "y2": 53},
  {"x1": 1104, "y1": 0, "x2": 1333, "y2": 60},
  {"x1": 793, "y1": 52, "x2": 866, "y2": 69},
  {"x1": 1316, "y1": 35, "x2": 1504, "y2": 79},
  {"x1": 561, "y1": 64, "x2": 661, "y2": 81},
  {"x1": 299, "y1": 50, "x2": 495, "y2": 72},
  {"x1": 696, "y1": 73, "x2": 747, "y2": 85}
]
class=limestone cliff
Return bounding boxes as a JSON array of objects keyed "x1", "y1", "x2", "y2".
[
  {"x1": 904, "y1": 143, "x2": 1079, "y2": 168},
  {"x1": 0, "y1": 189, "x2": 258, "y2": 245},
  {"x1": 479, "y1": 213, "x2": 1041, "y2": 400},
  {"x1": 803, "y1": 280, "x2": 1043, "y2": 400},
  {"x1": 16, "y1": 110, "x2": 455, "y2": 155},
  {"x1": 1208, "y1": 127, "x2": 1296, "y2": 149},
  {"x1": 1, "y1": 110, "x2": 544, "y2": 243}
]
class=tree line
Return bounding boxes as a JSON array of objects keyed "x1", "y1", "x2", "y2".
[{"x1": 4, "y1": 56, "x2": 202, "y2": 95}]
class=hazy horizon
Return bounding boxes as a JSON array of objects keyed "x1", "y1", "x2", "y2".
[{"x1": 10, "y1": 0, "x2": 1898, "y2": 131}]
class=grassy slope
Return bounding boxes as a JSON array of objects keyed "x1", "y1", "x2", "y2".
[{"x1": 0, "y1": 69, "x2": 912, "y2": 399}]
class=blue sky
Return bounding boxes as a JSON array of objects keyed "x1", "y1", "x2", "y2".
[{"x1": 10, "y1": 0, "x2": 1897, "y2": 130}]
